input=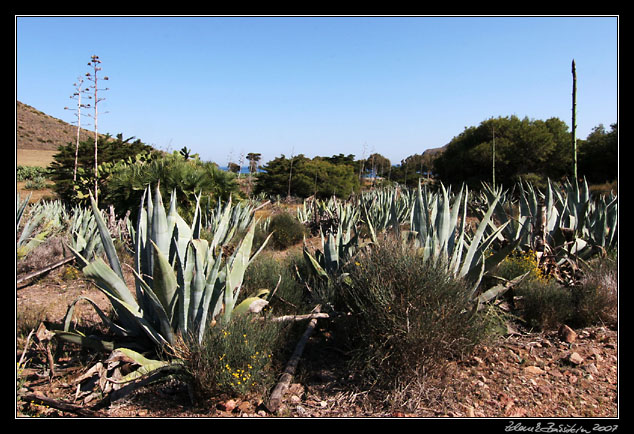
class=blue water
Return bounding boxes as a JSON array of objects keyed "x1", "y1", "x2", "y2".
[{"x1": 219, "y1": 166, "x2": 264, "y2": 174}]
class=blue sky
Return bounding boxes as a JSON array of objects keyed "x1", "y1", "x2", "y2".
[{"x1": 16, "y1": 16, "x2": 618, "y2": 166}]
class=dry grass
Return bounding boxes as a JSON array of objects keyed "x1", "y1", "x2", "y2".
[{"x1": 16, "y1": 149, "x2": 58, "y2": 167}]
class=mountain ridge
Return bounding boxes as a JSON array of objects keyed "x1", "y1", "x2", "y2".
[{"x1": 16, "y1": 100, "x2": 100, "y2": 151}]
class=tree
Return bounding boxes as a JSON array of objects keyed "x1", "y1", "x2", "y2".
[
  {"x1": 179, "y1": 146, "x2": 193, "y2": 160},
  {"x1": 578, "y1": 123, "x2": 618, "y2": 184},
  {"x1": 571, "y1": 59, "x2": 578, "y2": 180},
  {"x1": 104, "y1": 153, "x2": 241, "y2": 221},
  {"x1": 227, "y1": 162, "x2": 241, "y2": 174},
  {"x1": 246, "y1": 152, "x2": 262, "y2": 174},
  {"x1": 255, "y1": 154, "x2": 360, "y2": 199},
  {"x1": 433, "y1": 116, "x2": 572, "y2": 188},
  {"x1": 365, "y1": 153, "x2": 391, "y2": 180},
  {"x1": 50, "y1": 134, "x2": 155, "y2": 206}
]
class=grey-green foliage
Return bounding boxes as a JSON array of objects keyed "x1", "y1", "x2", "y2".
[
  {"x1": 303, "y1": 224, "x2": 362, "y2": 283},
  {"x1": 63, "y1": 185, "x2": 272, "y2": 352},
  {"x1": 203, "y1": 196, "x2": 254, "y2": 248},
  {"x1": 298, "y1": 195, "x2": 360, "y2": 235},
  {"x1": 16, "y1": 198, "x2": 68, "y2": 260},
  {"x1": 68, "y1": 205, "x2": 105, "y2": 261},
  {"x1": 478, "y1": 178, "x2": 617, "y2": 262},
  {"x1": 360, "y1": 186, "x2": 414, "y2": 239},
  {"x1": 409, "y1": 180, "x2": 525, "y2": 297}
]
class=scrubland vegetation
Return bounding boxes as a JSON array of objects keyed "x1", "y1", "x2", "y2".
[{"x1": 16, "y1": 111, "x2": 617, "y2": 417}]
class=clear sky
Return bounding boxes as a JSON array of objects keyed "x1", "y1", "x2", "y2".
[{"x1": 16, "y1": 15, "x2": 618, "y2": 166}]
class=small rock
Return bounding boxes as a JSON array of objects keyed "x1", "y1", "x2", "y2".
[
  {"x1": 559, "y1": 324, "x2": 577, "y2": 343},
  {"x1": 288, "y1": 383, "x2": 304, "y2": 396},
  {"x1": 524, "y1": 366, "x2": 545, "y2": 375},
  {"x1": 569, "y1": 352, "x2": 584, "y2": 365},
  {"x1": 238, "y1": 401, "x2": 254, "y2": 413},
  {"x1": 218, "y1": 399, "x2": 237, "y2": 412},
  {"x1": 585, "y1": 363, "x2": 599, "y2": 375},
  {"x1": 549, "y1": 369, "x2": 563, "y2": 378}
]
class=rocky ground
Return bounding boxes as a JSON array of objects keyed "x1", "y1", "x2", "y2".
[{"x1": 16, "y1": 265, "x2": 619, "y2": 422}]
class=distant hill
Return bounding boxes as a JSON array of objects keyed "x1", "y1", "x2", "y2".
[
  {"x1": 16, "y1": 100, "x2": 98, "y2": 151},
  {"x1": 422, "y1": 145, "x2": 447, "y2": 156}
]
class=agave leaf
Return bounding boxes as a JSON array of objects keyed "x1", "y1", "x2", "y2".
[
  {"x1": 53, "y1": 331, "x2": 114, "y2": 352},
  {"x1": 62, "y1": 296, "x2": 130, "y2": 338},
  {"x1": 130, "y1": 266, "x2": 175, "y2": 345},
  {"x1": 196, "y1": 248, "x2": 224, "y2": 343},
  {"x1": 474, "y1": 271, "x2": 530, "y2": 311},
  {"x1": 88, "y1": 194, "x2": 125, "y2": 282},
  {"x1": 233, "y1": 290, "x2": 270, "y2": 317},
  {"x1": 151, "y1": 185, "x2": 171, "y2": 258},
  {"x1": 188, "y1": 239, "x2": 209, "y2": 331},
  {"x1": 459, "y1": 193, "x2": 500, "y2": 278},
  {"x1": 83, "y1": 258, "x2": 139, "y2": 312},
  {"x1": 107, "y1": 348, "x2": 173, "y2": 384},
  {"x1": 150, "y1": 240, "x2": 179, "y2": 317},
  {"x1": 303, "y1": 245, "x2": 330, "y2": 281}
]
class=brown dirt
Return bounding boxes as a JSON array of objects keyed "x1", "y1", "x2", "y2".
[{"x1": 16, "y1": 263, "x2": 618, "y2": 420}]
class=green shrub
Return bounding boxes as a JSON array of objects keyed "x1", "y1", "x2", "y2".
[
  {"x1": 267, "y1": 212, "x2": 307, "y2": 250},
  {"x1": 570, "y1": 255, "x2": 618, "y2": 328},
  {"x1": 515, "y1": 279, "x2": 575, "y2": 330},
  {"x1": 17, "y1": 166, "x2": 51, "y2": 182},
  {"x1": 336, "y1": 238, "x2": 492, "y2": 388},
  {"x1": 179, "y1": 315, "x2": 287, "y2": 401},
  {"x1": 513, "y1": 253, "x2": 617, "y2": 331},
  {"x1": 241, "y1": 251, "x2": 309, "y2": 315}
]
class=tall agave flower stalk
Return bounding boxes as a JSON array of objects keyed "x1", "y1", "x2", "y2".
[{"x1": 61, "y1": 185, "x2": 272, "y2": 352}]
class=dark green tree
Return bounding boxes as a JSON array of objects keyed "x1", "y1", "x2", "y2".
[
  {"x1": 578, "y1": 123, "x2": 618, "y2": 184},
  {"x1": 49, "y1": 134, "x2": 155, "y2": 205},
  {"x1": 433, "y1": 116, "x2": 572, "y2": 188},
  {"x1": 104, "y1": 153, "x2": 241, "y2": 221},
  {"x1": 255, "y1": 154, "x2": 360, "y2": 199}
]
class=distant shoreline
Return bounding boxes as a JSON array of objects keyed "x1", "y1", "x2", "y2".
[{"x1": 218, "y1": 166, "x2": 264, "y2": 174}]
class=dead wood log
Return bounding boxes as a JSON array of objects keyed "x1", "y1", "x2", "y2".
[
  {"x1": 252, "y1": 200, "x2": 271, "y2": 213},
  {"x1": 16, "y1": 256, "x2": 75, "y2": 286},
  {"x1": 20, "y1": 392, "x2": 103, "y2": 417},
  {"x1": 267, "y1": 305, "x2": 320, "y2": 413}
]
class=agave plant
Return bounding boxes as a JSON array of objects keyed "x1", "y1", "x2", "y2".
[
  {"x1": 360, "y1": 186, "x2": 414, "y2": 239},
  {"x1": 302, "y1": 224, "x2": 363, "y2": 283},
  {"x1": 479, "y1": 178, "x2": 618, "y2": 263},
  {"x1": 16, "y1": 198, "x2": 68, "y2": 260},
  {"x1": 203, "y1": 196, "x2": 254, "y2": 246},
  {"x1": 68, "y1": 204, "x2": 105, "y2": 262},
  {"x1": 408, "y1": 180, "x2": 526, "y2": 297},
  {"x1": 59, "y1": 185, "x2": 272, "y2": 353}
]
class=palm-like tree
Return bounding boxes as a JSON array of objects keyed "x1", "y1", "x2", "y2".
[{"x1": 246, "y1": 153, "x2": 262, "y2": 175}]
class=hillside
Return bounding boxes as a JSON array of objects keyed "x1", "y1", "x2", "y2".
[{"x1": 16, "y1": 101, "x2": 98, "y2": 151}]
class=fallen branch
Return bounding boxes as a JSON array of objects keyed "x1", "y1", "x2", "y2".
[
  {"x1": 267, "y1": 305, "x2": 321, "y2": 413},
  {"x1": 20, "y1": 392, "x2": 103, "y2": 417},
  {"x1": 268, "y1": 312, "x2": 332, "y2": 322},
  {"x1": 17, "y1": 256, "x2": 75, "y2": 286},
  {"x1": 263, "y1": 310, "x2": 348, "y2": 323},
  {"x1": 252, "y1": 200, "x2": 271, "y2": 213}
]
